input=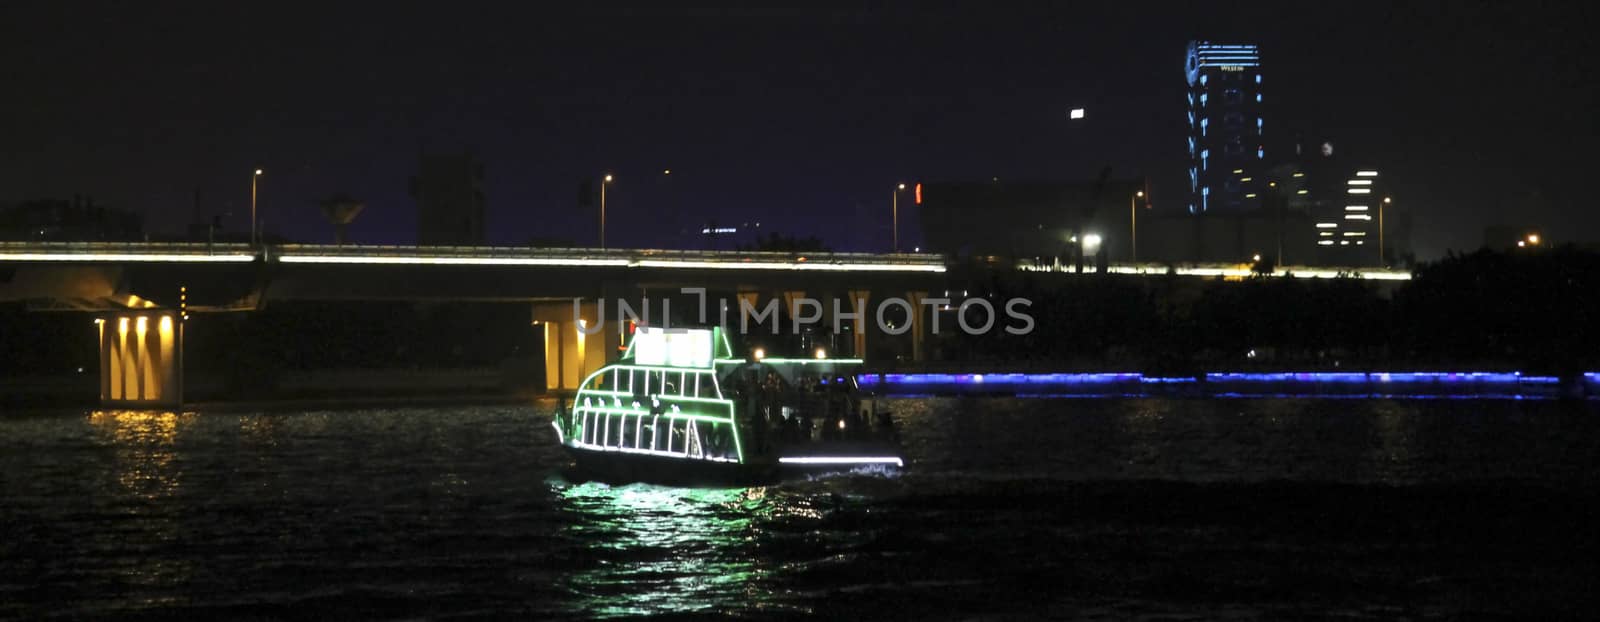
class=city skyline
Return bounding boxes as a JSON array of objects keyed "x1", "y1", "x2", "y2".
[{"x1": 2, "y1": 2, "x2": 1595, "y2": 259}]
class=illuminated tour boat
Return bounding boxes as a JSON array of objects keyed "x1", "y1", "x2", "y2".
[{"x1": 552, "y1": 326, "x2": 903, "y2": 485}]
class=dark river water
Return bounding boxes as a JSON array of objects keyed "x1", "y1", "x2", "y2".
[{"x1": 2, "y1": 398, "x2": 1597, "y2": 620}]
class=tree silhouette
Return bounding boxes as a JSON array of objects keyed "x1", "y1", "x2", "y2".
[{"x1": 319, "y1": 194, "x2": 366, "y2": 245}]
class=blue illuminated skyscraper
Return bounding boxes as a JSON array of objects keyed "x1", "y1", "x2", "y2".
[{"x1": 1186, "y1": 41, "x2": 1264, "y2": 213}]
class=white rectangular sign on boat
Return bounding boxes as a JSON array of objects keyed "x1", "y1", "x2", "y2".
[{"x1": 632, "y1": 327, "x2": 714, "y2": 368}]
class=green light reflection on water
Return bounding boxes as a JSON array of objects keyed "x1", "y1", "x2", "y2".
[{"x1": 554, "y1": 481, "x2": 813, "y2": 618}]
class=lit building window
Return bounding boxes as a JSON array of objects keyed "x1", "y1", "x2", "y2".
[
  {"x1": 1347, "y1": 188, "x2": 1371, "y2": 194},
  {"x1": 1356, "y1": 171, "x2": 1379, "y2": 177},
  {"x1": 1318, "y1": 240, "x2": 1335, "y2": 246},
  {"x1": 1347, "y1": 179, "x2": 1372, "y2": 185},
  {"x1": 1345, "y1": 205, "x2": 1369, "y2": 211},
  {"x1": 1316, "y1": 222, "x2": 1338, "y2": 228},
  {"x1": 1345, "y1": 214, "x2": 1372, "y2": 221}
]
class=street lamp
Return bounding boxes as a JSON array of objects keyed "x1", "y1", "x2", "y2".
[
  {"x1": 1380, "y1": 196, "x2": 1392, "y2": 267},
  {"x1": 1131, "y1": 190, "x2": 1145, "y2": 263},
  {"x1": 251, "y1": 169, "x2": 263, "y2": 246},
  {"x1": 600, "y1": 173, "x2": 614, "y2": 249},
  {"x1": 893, "y1": 183, "x2": 906, "y2": 252}
]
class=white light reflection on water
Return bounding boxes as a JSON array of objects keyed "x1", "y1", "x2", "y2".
[
  {"x1": 88, "y1": 410, "x2": 194, "y2": 500},
  {"x1": 84, "y1": 410, "x2": 199, "y2": 608},
  {"x1": 553, "y1": 480, "x2": 825, "y2": 618}
]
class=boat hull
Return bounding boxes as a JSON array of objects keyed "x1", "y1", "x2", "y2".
[
  {"x1": 563, "y1": 445, "x2": 779, "y2": 487},
  {"x1": 562, "y1": 442, "x2": 904, "y2": 486}
]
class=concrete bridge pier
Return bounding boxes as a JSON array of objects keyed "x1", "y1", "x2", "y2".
[
  {"x1": 532, "y1": 300, "x2": 618, "y2": 393},
  {"x1": 847, "y1": 290, "x2": 871, "y2": 359},
  {"x1": 907, "y1": 290, "x2": 927, "y2": 362},
  {"x1": 98, "y1": 311, "x2": 182, "y2": 408}
]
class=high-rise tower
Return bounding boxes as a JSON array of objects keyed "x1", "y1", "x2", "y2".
[{"x1": 1186, "y1": 41, "x2": 1264, "y2": 213}]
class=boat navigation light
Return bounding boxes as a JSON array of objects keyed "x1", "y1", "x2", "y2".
[
  {"x1": 814, "y1": 347, "x2": 827, "y2": 360},
  {"x1": 753, "y1": 347, "x2": 766, "y2": 361}
]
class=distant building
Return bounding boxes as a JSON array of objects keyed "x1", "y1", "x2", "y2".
[
  {"x1": 1263, "y1": 135, "x2": 1411, "y2": 267},
  {"x1": 0, "y1": 196, "x2": 142, "y2": 242},
  {"x1": 1137, "y1": 207, "x2": 1313, "y2": 266},
  {"x1": 1186, "y1": 41, "x2": 1266, "y2": 214},
  {"x1": 410, "y1": 152, "x2": 486, "y2": 246},
  {"x1": 917, "y1": 178, "x2": 1146, "y2": 264}
]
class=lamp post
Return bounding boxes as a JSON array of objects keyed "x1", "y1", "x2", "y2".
[
  {"x1": 1130, "y1": 190, "x2": 1145, "y2": 263},
  {"x1": 893, "y1": 183, "x2": 906, "y2": 252},
  {"x1": 251, "y1": 169, "x2": 263, "y2": 246},
  {"x1": 600, "y1": 173, "x2": 613, "y2": 249},
  {"x1": 1380, "y1": 196, "x2": 1391, "y2": 267}
]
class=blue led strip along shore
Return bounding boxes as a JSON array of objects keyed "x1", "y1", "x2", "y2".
[{"x1": 857, "y1": 371, "x2": 1580, "y2": 395}]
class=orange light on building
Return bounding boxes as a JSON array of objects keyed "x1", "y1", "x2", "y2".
[{"x1": 914, "y1": 183, "x2": 922, "y2": 205}]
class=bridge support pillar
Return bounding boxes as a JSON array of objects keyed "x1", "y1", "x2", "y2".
[
  {"x1": 533, "y1": 301, "x2": 611, "y2": 392},
  {"x1": 735, "y1": 291, "x2": 761, "y2": 333},
  {"x1": 845, "y1": 290, "x2": 870, "y2": 359},
  {"x1": 907, "y1": 291, "x2": 927, "y2": 362},
  {"x1": 98, "y1": 311, "x2": 181, "y2": 408},
  {"x1": 781, "y1": 290, "x2": 805, "y2": 337}
]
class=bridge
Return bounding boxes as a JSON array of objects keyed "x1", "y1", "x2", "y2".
[
  {"x1": 1, "y1": 242, "x2": 953, "y2": 407},
  {"x1": 1, "y1": 242, "x2": 1413, "y2": 408}
]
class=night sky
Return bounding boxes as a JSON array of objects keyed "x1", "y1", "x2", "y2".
[{"x1": 3, "y1": 2, "x2": 1594, "y2": 258}]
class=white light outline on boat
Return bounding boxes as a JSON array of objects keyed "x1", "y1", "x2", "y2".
[
  {"x1": 569, "y1": 440, "x2": 739, "y2": 463},
  {"x1": 779, "y1": 456, "x2": 905, "y2": 467}
]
